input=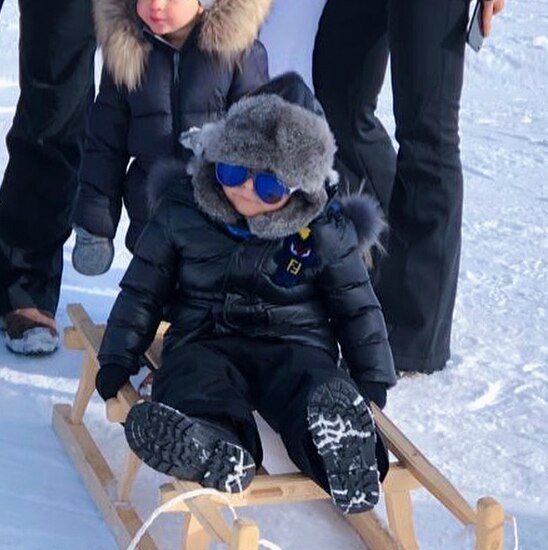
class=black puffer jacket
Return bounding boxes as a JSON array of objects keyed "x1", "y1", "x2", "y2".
[
  {"x1": 98, "y1": 178, "x2": 397, "y2": 389},
  {"x1": 73, "y1": 0, "x2": 269, "y2": 250}
]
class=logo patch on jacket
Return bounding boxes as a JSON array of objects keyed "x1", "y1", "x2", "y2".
[{"x1": 273, "y1": 227, "x2": 319, "y2": 287}]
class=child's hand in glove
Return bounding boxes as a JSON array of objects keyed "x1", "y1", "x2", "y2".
[
  {"x1": 359, "y1": 381, "x2": 388, "y2": 410},
  {"x1": 95, "y1": 365, "x2": 131, "y2": 401},
  {"x1": 72, "y1": 225, "x2": 114, "y2": 275}
]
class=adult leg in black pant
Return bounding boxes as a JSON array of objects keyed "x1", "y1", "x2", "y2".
[
  {"x1": 312, "y1": 0, "x2": 396, "y2": 215},
  {"x1": 314, "y1": 0, "x2": 469, "y2": 373},
  {"x1": 0, "y1": 0, "x2": 95, "y2": 354},
  {"x1": 375, "y1": 0, "x2": 469, "y2": 373}
]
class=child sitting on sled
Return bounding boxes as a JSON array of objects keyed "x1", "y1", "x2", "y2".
[{"x1": 95, "y1": 73, "x2": 397, "y2": 514}]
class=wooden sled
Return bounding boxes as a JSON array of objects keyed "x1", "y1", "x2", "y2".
[{"x1": 53, "y1": 303, "x2": 506, "y2": 550}]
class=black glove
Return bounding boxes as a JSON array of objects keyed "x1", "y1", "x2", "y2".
[
  {"x1": 96, "y1": 364, "x2": 131, "y2": 401},
  {"x1": 359, "y1": 381, "x2": 388, "y2": 410}
]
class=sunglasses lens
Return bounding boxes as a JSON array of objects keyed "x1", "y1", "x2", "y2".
[
  {"x1": 254, "y1": 173, "x2": 290, "y2": 204},
  {"x1": 215, "y1": 162, "x2": 249, "y2": 187}
]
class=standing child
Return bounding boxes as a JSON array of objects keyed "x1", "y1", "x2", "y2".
[
  {"x1": 95, "y1": 73, "x2": 397, "y2": 513},
  {"x1": 71, "y1": 0, "x2": 271, "y2": 275}
]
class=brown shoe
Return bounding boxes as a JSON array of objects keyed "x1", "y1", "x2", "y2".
[{"x1": 4, "y1": 308, "x2": 59, "y2": 355}]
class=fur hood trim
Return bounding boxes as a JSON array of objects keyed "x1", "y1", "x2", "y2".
[
  {"x1": 146, "y1": 161, "x2": 386, "y2": 247},
  {"x1": 146, "y1": 157, "x2": 328, "y2": 240},
  {"x1": 198, "y1": 0, "x2": 272, "y2": 62},
  {"x1": 338, "y1": 194, "x2": 386, "y2": 255},
  {"x1": 191, "y1": 160, "x2": 328, "y2": 240},
  {"x1": 93, "y1": 0, "x2": 272, "y2": 91}
]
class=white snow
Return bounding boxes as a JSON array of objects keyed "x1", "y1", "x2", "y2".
[{"x1": 1, "y1": 0, "x2": 547, "y2": 548}]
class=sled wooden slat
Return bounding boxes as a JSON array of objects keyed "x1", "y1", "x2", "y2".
[
  {"x1": 371, "y1": 402, "x2": 477, "y2": 526},
  {"x1": 475, "y1": 497, "x2": 504, "y2": 550},
  {"x1": 181, "y1": 513, "x2": 211, "y2": 550},
  {"x1": 106, "y1": 383, "x2": 139, "y2": 421},
  {"x1": 161, "y1": 473, "x2": 327, "y2": 511},
  {"x1": 230, "y1": 519, "x2": 260, "y2": 550},
  {"x1": 117, "y1": 449, "x2": 143, "y2": 502},
  {"x1": 64, "y1": 325, "x2": 89, "y2": 350},
  {"x1": 382, "y1": 462, "x2": 422, "y2": 493},
  {"x1": 161, "y1": 479, "x2": 397, "y2": 550},
  {"x1": 52, "y1": 403, "x2": 158, "y2": 550},
  {"x1": 71, "y1": 353, "x2": 99, "y2": 424},
  {"x1": 105, "y1": 396, "x2": 129, "y2": 423},
  {"x1": 384, "y1": 489, "x2": 418, "y2": 550},
  {"x1": 55, "y1": 303, "x2": 505, "y2": 550},
  {"x1": 175, "y1": 480, "x2": 234, "y2": 544},
  {"x1": 66, "y1": 304, "x2": 139, "y2": 423},
  {"x1": 67, "y1": 303, "x2": 103, "y2": 352},
  {"x1": 161, "y1": 466, "x2": 421, "y2": 511},
  {"x1": 346, "y1": 511, "x2": 402, "y2": 550}
]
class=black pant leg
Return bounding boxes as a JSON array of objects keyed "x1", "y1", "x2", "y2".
[
  {"x1": 0, "y1": 0, "x2": 95, "y2": 315},
  {"x1": 151, "y1": 339, "x2": 263, "y2": 465},
  {"x1": 375, "y1": 0, "x2": 469, "y2": 373},
  {"x1": 251, "y1": 342, "x2": 388, "y2": 491},
  {"x1": 312, "y1": 0, "x2": 396, "y2": 214}
]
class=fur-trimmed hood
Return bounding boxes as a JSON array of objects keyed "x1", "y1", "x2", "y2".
[
  {"x1": 93, "y1": 0, "x2": 272, "y2": 90},
  {"x1": 338, "y1": 194, "x2": 385, "y2": 258}
]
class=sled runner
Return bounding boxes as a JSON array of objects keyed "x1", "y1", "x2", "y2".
[{"x1": 53, "y1": 304, "x2": 505, "y2": 550}]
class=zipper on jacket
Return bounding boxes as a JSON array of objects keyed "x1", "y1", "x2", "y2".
[
  {"x1": 173, "y1": 52, "x2": 180, "y2": 85},
  {"x1": 172, "y1": 51, "x2": 182, "y2": 157},
  {"x1": 142, "y1": 25, "x2": 197, "y2": 159}
]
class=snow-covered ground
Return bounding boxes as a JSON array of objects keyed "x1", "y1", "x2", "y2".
[{"x1": 1, "y1": 0, "x2": 547, "y2": 548}]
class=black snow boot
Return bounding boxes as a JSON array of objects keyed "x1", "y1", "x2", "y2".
[
  {"x1": 124, "y1": 401, "x2": 256, "y2": 493},
  {"x1": 307, "y1": 379, "x2": 380, "y2": 514}
]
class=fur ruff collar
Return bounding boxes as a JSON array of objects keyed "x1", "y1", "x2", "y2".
[
  {"x1": 149, "y1": 159, "x2": 384, "y2": 248},
  {"x1": 93, "y1": 0, "x2": 272, "y2": 90},
  {"x1": 191, "y1": 160, "x2": 328, "y2": 240}
]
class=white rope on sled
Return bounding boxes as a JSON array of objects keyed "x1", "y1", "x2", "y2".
[
  {"x1": 126, "y1": 486, "x2": 282, "y2": 550},
  {"x1": 510, "y1": 514, "x2": 519, "y2": 550},
  {"x1": 258, "y1": 539, "x2": 283, "y2": 550}
]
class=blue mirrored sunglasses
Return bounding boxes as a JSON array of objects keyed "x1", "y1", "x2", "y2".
[{"x1": 215, "y1": 162, "x2": 295, "y2": 205}]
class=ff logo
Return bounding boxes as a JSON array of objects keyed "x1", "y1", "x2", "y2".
[
  {"x1": 287, "y1": 258, "x2": 302, "y2": 275},
  {"x1": 273, "y1": 227, "x2": 318, "y2": 287}
]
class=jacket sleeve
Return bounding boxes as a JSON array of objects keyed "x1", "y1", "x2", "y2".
[
  {"x1": 97, "y1": 198, "x2": 178, "y2": 374},
  {"x1": 316, "y1": 213, "x2": 397, "y2": 388},
  {"x1": 227, "y1": 40, "x2": 269, "y2": 104},
  {"x1": 73, "y1": 67, "x2": 130, "y2": 239}
]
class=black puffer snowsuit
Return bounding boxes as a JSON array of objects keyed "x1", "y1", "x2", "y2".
[
  {"x1": 98, "y1": 172, "x2": 396, "y2": 477},
  {"x1": 98, "y1": 178, "x2": 397, "y2": 390}
]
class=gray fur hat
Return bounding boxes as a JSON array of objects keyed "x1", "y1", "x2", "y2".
[{"x1": 182, "y1": 72, "x2": 339, "y2": 239}]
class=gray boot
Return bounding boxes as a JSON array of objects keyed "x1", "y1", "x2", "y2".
[{"x1": 72, "y1": 225, "x2": 115, "y2": 276}]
